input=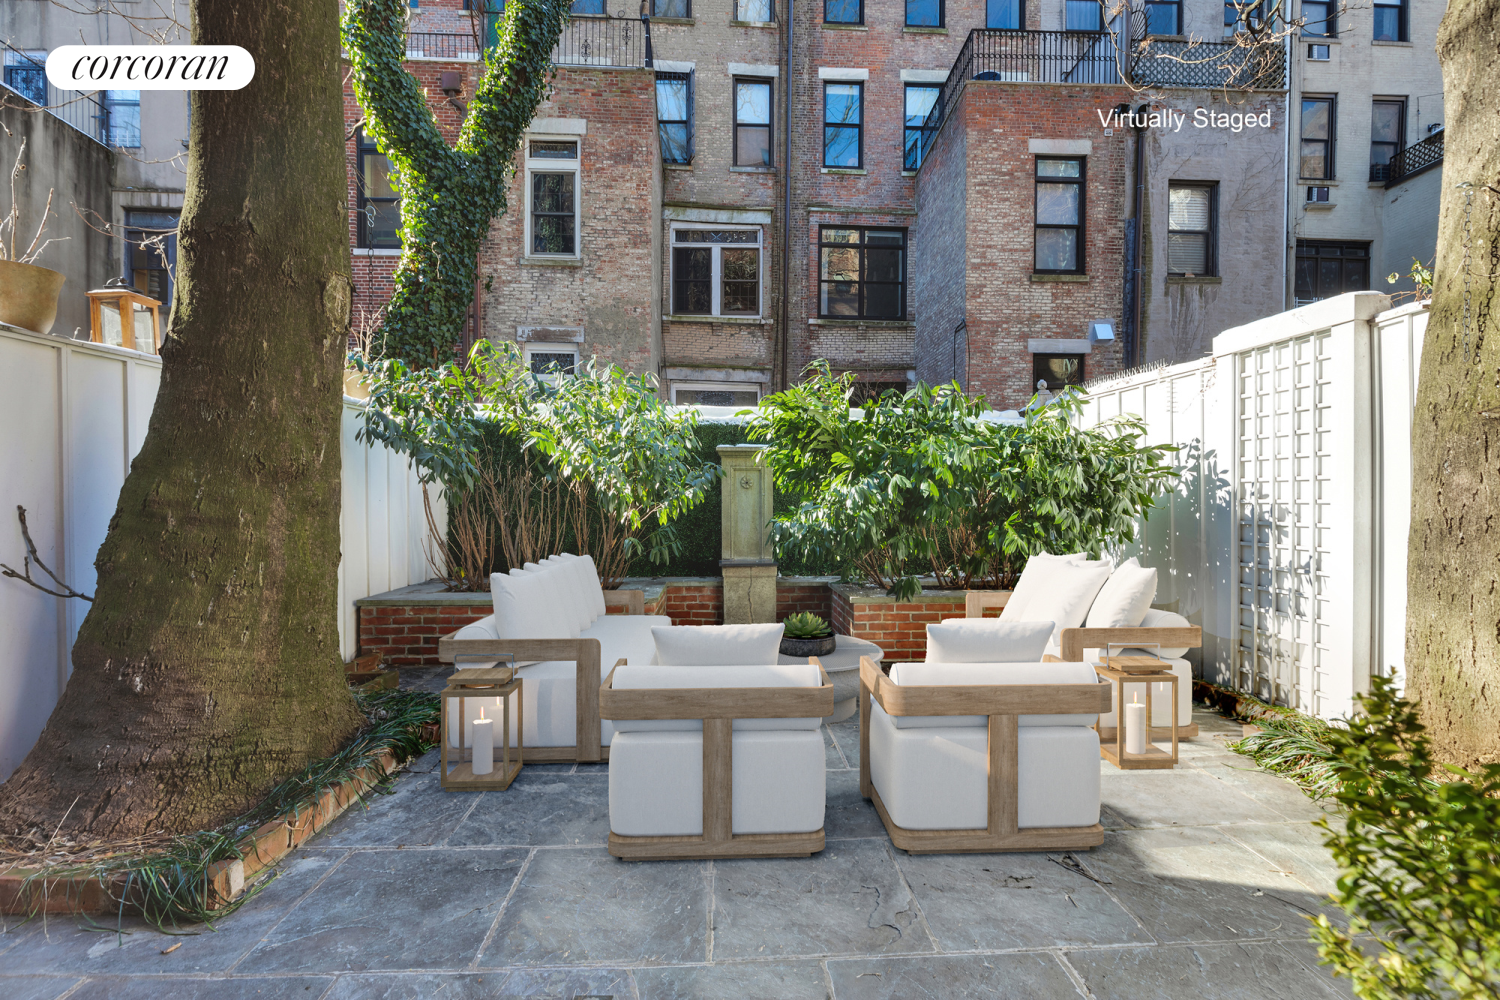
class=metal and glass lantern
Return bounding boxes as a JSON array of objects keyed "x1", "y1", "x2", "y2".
[
  {"x1": 439, "y1": 655, "x2": 523, "y2": 792},
  {"x1": 87, "y1": 281, "x2": 161, "y2": 354}
]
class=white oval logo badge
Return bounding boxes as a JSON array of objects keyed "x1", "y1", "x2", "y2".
[{"x1": 46, "y1": 46, "x2": 255, "y2": 91}]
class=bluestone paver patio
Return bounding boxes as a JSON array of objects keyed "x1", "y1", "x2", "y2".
[{"x1": 0, "y1": 698, "x2": 1354, "y2": 999}]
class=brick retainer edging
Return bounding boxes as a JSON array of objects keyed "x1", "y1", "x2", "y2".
[
  {"x1": 0, "y1": 750, "x2": 402, "y2": 916},
  {"x1": 829, "y1": 582, "x2": 970, "y2": 663}
]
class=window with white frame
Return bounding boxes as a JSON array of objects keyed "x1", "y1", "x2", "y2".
[
  {"x1": 526, "y1": 139, "x2": 580, "y2": 257},
  {"x1": 670, "y1": 381, "x2": 762, "y2": 406},
  {"x1": 670, "y1": 227, "x2": 762, "y2": 317}
]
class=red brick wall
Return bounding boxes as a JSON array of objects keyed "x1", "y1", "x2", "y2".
[
  {"x1": 829, "y1": 585, "x2": 967, "y2": 662},
  {"x1": 358, "y1": 601, "x2": 492, "y2": 668},
  {"x1": 776, "y1": 580, "x2": 833, "y2": 622},
  {"x1": 656, "y1": 582, "x2": 725, "y2": 625}
]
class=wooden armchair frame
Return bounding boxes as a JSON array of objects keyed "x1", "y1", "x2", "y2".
[
  {"x1": 859, "y1": 656, "x2": 1113, "y2": 854},
  {"x1": 435, "y1": 588, "x2": 645, "y2": 764},
  {"x1": 599, "y1": 660, "x2": 835, "y2": 860}
]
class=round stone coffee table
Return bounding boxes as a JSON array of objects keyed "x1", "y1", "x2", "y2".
[{"x1": 778, "y1": 634, "x2": 884, "y2": 723}]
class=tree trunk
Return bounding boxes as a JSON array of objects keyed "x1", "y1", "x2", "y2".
[
  {"x1": 1404, "y1": 0, "x2": 1500, "y2": 768},
  {"x1": 0, "y1": 0, "x2": 364, "y2": 840}
]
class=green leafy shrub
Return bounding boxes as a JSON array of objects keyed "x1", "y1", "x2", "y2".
[
  {"x1": 746, "y1": 364, "x2": 1178, "y2": 599},
  {"x1": 1312, "y1": 676, "x2": 1500, "y2": 999},
  {"x1": 783, "y1": 612, "x2": 832, "y2": 639}
]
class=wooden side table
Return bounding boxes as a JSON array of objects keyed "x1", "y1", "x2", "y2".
[
  {"x1": 1094, "y1": 656, "x2": 1179, "y2": 770},
  {"x1": 440, "y1": 666, "x2": 523, "y2": 791}
]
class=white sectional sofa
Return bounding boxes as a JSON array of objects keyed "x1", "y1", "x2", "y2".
[{"x1": 437, "y1": 553, "x2": 671, "y2": 763}]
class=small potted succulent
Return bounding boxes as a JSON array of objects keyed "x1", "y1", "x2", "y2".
[{"x1": 780, "y1": 612, "x2": 837, "y2": 658}]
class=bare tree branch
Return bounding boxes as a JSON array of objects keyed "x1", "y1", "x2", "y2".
[{"x1": 0, "y1": 506, "x2": 94, "y2": 602}]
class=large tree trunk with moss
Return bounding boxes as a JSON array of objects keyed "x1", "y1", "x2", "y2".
[
  {"x1": 1404, "y1": 0, "x2": 1500, "y2": 768},
  {"x1": 0, "y1": 0, "x2": 364, "y2": 840}
]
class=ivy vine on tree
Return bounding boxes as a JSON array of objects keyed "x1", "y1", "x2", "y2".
[{"x1": 342, "y1": 0, "x2": 574, "y2": 368}]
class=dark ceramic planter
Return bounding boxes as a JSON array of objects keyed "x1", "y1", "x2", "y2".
[{"x1": 780, "y1": 634, "x2": 837, "y2": 658}]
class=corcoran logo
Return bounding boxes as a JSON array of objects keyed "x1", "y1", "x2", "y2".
[{"x1": 45, "y1": 46, "x2": 255, "y2": 90}]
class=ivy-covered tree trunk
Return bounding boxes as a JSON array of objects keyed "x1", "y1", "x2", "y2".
[
  {"x1": 343, "y1": 0, "x2": 573, "y2": 369},
  {"x1": 0, "y1": 0, "x2": 364, "y2": 840},
  {"x1": 1404, "y1": 0, "x2": 1500, "y2": 768}
]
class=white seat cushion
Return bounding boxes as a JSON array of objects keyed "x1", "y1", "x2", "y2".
[
  {"x1": 609, "y1": 663, "x2": 824, "y2": 732},
  {"x1": 868, "y1": 705, "x2": 1100, "y2": 830},
  {"x1": 886, "y1": 661, "x2": 1101, "y2": 728},
  {"x1": 651, "y1": 623, "x2": 785, "y2": 666},
  {"x1": 925, "y1": 620, "x2": 1054, "y2": 663},
  {"x1": 1097, "y1": 656, "x2": 1193, "y2": 729},
  {"x1": 1086, "y1": 557, "x2": 1157, "y2": 629},
  {"x1": 608, "y1": 730, "x2": 825, "y2": 836}
]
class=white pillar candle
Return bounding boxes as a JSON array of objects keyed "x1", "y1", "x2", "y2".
[
  {"x1": 1124, "y1": 694, "x2": 1148, "y2": 755},
  {"x1": 472, "y1": 710, "x2": 494, "y2": 775}
]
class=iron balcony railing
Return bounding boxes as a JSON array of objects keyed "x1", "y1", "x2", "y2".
[
  {"x1": 1377, "y1": 130, "x2": 1443, "y2": 187},
  {"x1": 406, "y1": 15, "x2": 650, "y2": 69},
  {"x1": 0, "y1": 44, "x2": 114, "y2": 148},
  {"x1": 1130, "y1": 36, "x2": 1287, "y2": 90}
]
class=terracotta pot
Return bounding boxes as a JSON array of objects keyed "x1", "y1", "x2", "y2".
[
  {"x1": 780, "y1": 634, "x2": 837, "y2": 658},
  {"x1": 0, "y1": 260, "x2": 66, "y2": 335},
  {"x1": 343, "y1": 370, "x2": 372, "y2": 400}
]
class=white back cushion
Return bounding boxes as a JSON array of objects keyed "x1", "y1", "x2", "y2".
[
  {"x1": 1004, "y1": 552, "x2": 1112, "y2": 622},
  {"x1": 610, "y1": 663, "x2": 823, "y2": 732},
  {"x1": 925, "y1": 620, "x2": 1054, "y2": 663},
  {"x1": 652, "y1": 623, "x2": 786, "y2": 666},
  {"x1": 887, "y1": 661, "x2": 1101, "y2": 728},
  {"x1": 525, "y1": 563, "x2": 576, "y2": 639},
  {"x1": 1086, "y1": 557, "x2": 1158, "y2": 629},
  {"x1": 578, "y1": 554, "x2": 608, "y2": 620},
  {"x1": 1005, "y1": 554, "x2": 1113, "y2": 650},
  {"x1": 490, "y1": 568, "x2": 569, "y2": 640},
  {"x1": 546, "y1": 554, "x2": 594, "y2": 633}
]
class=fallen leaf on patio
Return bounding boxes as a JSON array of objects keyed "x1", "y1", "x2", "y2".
[{"x1": 160, "y1": 942, "x2": 182, "y2": 954}]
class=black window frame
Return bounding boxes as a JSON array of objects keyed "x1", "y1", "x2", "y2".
[
  {"x1": 2, "y1": 50, "x2": 47, "y2": 106},
  {"x1": 822, "y1": 81, "x2": 863, "y2": 169},
  {"x1": 903, "y1": 83, "x2": 942, "y2": 170},
  {"x1": 906, "y1": 0, "x2": 944, "y2": 28},
  {"x1": 1167, "y1": 183, "x2": 1218, "y2": 277},
  {"x1": 1033, "y1": 354, "x2": 1086, "y2": 391},
  {"x1": 1369, "y1": 98, "x2": 1405, "y2": 181},
  {"x1": 355, "y1": 126, "x2": 401, "y2": 250},
  {"x1": 656, "y1": 71, "x2": 693, "y2": 164},
  {"x1": 670, "y1": 228, "x2": 764, "y2": 317},
  {"x1": 571, "y1": 0, "x2": 608, "y2": 14},
  {"x1": 1295, "y1": 240, "x2": 1370, "y2": 302},
  {"x1": 1372, "y1": 0, "x2": 1407, "y2": 41},
  {"x1": 527, "y1": 139, "x2": 580, "y2": 257},
  {"x1": 1033, "y1": 156, "x2": 1086, "y2": 275},
  {"x1": 985, "y1": 0, "x2": 1024, "y2": 27},
  {"x1": 123, "y1": 209, "x2": 179, "y2": 310},
  {"x1": 652, "y1": 0, "x2": 691, "y2": 18},
  {"x1": 733, "y1": 77, "x2": 774, "y2": 168},
  {"x1": 817, "y1": 226, "x2": 908, "y2": 321},
  {"x1": 1300, "y1": 0, "x2": 1335, "y2": 36},
  {"x1": 1065, "y1": 0, "x2": 1103, "y2": 31},
  {"x1": 734, "y1": 0, "x2": 776, "y2": 20},
  {"x1": 1299, "y1": 95, "x2": 1336, "y2": 180},
  {"x1": 824, "y1": 0, "x2": 863, "y2": 25},
  {"x1": 1143, "y1": 0, "x2": 1180, "y2": 35}
]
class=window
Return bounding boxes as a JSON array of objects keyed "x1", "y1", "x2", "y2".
[
  {"x1": 671, "y1": 228, "x2": 763, "y2": 317},
  {"x1": 906, "y1": 0, "x2": 942, "y2": 27},
  {"x1": 2, "y1": 50, "x2": 46, "y2": 106},
  {"x1": 1168, "y1": 184, "x2": 1216, "y2": 276},
  {"x1": 818, "y1": 227, "x2": 906, "y2": 320},
  {"x1": 1308, "y1": 43, "x2": 1330, "y2": 59},
  {"x1": 1034, "y1": 354, "x2": 1085, "y2": 390},
  {"x1": 1144, "y1": 0, "x2": 1180, "y2": 34},
  {"x1": 986, "y1": 0, "x2": 1022, "y2": 27},
  {"x1": 1306, "y1": 185, "x2": 1330, "y2": 202},
  {"x1": 571, "y1": 0, "x2": 607, "y2": 13},
  {"x1": 355, "y1": 127, "x2": 400, "y2": 249},
  {"x1": 1369, "y1": 99, "x2": 1404, "y2": 181},
  {"x1": 105, "y1": 90, "x2": 141, "y2": 147},
  {"x1": 671, "y1": 382, "x2": 762, "y2": 406},
  {"x1": 734, "y1": 79, "x2": 773, "y2": 167},
  {"x1": 736, "y1": 0, "x2": 774, "y2": 19},
  {"x1": 527, "y1": 140, "x2": 580, "y2": 257},
  {"x1": 1065, "y1": 0, "x2": 1102, "y2": 31},
  {"x1": 657, "y1": 73, "x2": 692, "y2": 164},
  {"x1": 903, "y1": 85, "x2": 941, "y2": 169},
  {"x1": 1223, "y1": 0, "x2": 1263, "y2": 35},
  {"x1": 654, "y1": 0, "x2": 689, "y2": 17},
  {"x1": 1373, "y1": 0, "x2": 1406, "y2": 40},
  {"x1": 825, "y1": 0, "x2": 862, "y2": 24},
  {"x1": 124, "y1": 210, "x2": 179, "y2": 308},
  {"x1": 526, "y1": 346, "x2": 579, "y2": 384},
  {"x1": 1300, "y1": 97, "x2": 1335, "y2": 179},
  {"x1": 1301, "y1": 0, "x2": 1334, "y2": 36},
  {"x1": 823, "y1": 82, "x2": 862, "y2": 168},
  {"x1": 1034, "y1": 158, "x2": 1085, "y2": 274},
  {"x1": 1295, "y1": 240, "x2": 1369, "y2": 303}
]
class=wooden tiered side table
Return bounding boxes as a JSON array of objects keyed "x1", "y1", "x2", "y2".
[
  {"x1": 1093, "y1": 654, "x2": 1179, "y2": 770},
  {"x1": 439, "y1": 664, "x2": 523, "y2": 791}
]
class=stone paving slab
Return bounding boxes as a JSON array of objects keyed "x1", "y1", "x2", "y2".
[{"x1": 0, "y1": 707, "x2": 1354, "y2": 999}]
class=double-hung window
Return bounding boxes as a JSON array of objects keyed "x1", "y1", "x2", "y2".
[
  {"x1": 986, "y1": 0, "x2": 1021, "y2": 27},
  {"x1": 653, "y1": 0, "x2": 690, "y2": 18},
  {"x1": 736, "y1": 0, "x2": 773, "y2": 19},
  {"x1": 1299, "y1": 96, "x2": 1335, "y2": 179},
  {"x1": 2, "y1": 50, "x2": 47, "y2": 106},
  {"x1": 356, "y1": 127, "x2": 400, "y2": 249},
  {"x1": 1144, "y1": 0, "x2": 1180, "y2": 34},
  {"x1": 1300, "y1": 0, "x2": 1334, "y2": 36},
  {"x1": 906, "y1": 0, "x2": 942, "y2": 27},
  {"x1": 825, "y1": 0, "x2": 862, "y2": 24},
  {"x1": 671, "y1": 228, "x2": 763, "y2": 317},
  {"x1": 657, "y1": 73, "x2": 692, "y2": 164},
  {"x1": 105, "y1": 90, "x2": 141, "y2": 147},
  {"x1": 527, "y1": 140, "x2": 580, "y2": 257},
  {"x1": 818, "y1": 227, "x2": 906, "y2": 320},
  {"x1": 903, "y1": 85, "x2": 941, "y2": 169},
  {"x1": 1065, "y1": 0, "x2": 1102, "y2": 31},
  {"x1": 1369, "y1": 99, "x2": 1404, "y2": 181},
  {"x1": 1167, "y1": 184, "x2": 1216, "y2": 276},
  {"x1": 1034, "y1": 158, "x2": 1084, "y2": 274},
  {"x1": 734, "y1": 79, "x2": 773, "y2": 167},
  {"x1": 823, "y1": 82, "x2": 862, "y2": 168},
  {"x1": 1373, "y1": 0, "x2": 1406, "y2": 40},
  {"x1": 571, "y1": 0, "x2": 607, "y2": 14}
]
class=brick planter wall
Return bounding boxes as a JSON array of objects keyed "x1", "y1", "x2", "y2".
[{"x1": 829, "y1": 583, "x2": 970, "y2": 663}]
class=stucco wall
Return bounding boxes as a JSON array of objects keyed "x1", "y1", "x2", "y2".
[{"x1": 1380, "y1": 165, "x2": 1441, "y2": 299}]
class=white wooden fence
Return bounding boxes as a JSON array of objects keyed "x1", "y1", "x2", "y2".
[
  {"x1": 0, "y1": 324, "x2": 438, "y2": 781},
  {"x1": 1081, "y1": 293, "x2": 1428, "y2": 720}
]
